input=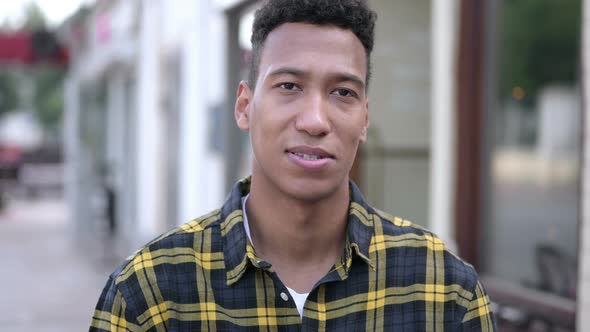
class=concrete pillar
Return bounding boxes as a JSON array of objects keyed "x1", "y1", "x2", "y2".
[
  {"x1": 577, "y1": 0, "x2": 590, "y2": 328},
  {"x1": 429, "y1": 0, "x2": 458, "y2": 247},
  {"x1": 136, "y1": 1, "x2": 163, "y2": 239}
]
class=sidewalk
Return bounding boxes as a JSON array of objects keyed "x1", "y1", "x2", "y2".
[{"x1": 0, "y1": 196, "x2": 121, "y2": 332}]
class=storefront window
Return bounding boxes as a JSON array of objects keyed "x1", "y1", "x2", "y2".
[{"x1": 481, "y1": 0, "x2": 581, "y2": 329}]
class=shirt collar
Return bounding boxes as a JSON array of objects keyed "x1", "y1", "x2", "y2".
[{"x1": 221, "y1": 177, "x2": 375, "y2": 286}]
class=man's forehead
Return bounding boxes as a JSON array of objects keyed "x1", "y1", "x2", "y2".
[
  {"x1": 256, "y1": 22, "x2": 368, "y2": 82},
  {"x1": 263, "y1": 22, "x2": 362, "y2": 47}
]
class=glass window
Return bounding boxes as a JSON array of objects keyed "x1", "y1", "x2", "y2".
[{"x1": 481, "y1": 0, "x2": 581, "y2": 329}]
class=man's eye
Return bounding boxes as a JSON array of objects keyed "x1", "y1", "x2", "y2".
[
  {"x1": 334, "y1": 89, "x2": 356, "y2": 97},
  {"x1": 279, "y1": 83, "x2": 296, "y2": 90}
]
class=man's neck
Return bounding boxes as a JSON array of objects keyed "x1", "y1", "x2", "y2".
[{"x1": 245, "y1": 175, "x2": 350, "y2": 292}]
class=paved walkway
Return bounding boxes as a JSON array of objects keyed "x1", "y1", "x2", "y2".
[{"x1": 0, "y1": 196, "x2": 121, "y2": 332}]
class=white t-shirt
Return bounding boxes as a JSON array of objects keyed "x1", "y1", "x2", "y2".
[{"x1": 241, "y1": 194, "x2": 309, "y2": 317}]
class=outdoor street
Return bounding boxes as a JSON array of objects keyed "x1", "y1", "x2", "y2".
[{"x1": 0, "y1": 195, "x2": 121, "y2": 332}]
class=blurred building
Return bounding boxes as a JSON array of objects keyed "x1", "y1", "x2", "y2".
[
  {"x1": 60, "y1": 0, "x2": 226, "y2": 245},
  {"x1": 60, "y1": 0, "x2": 586, "y2": 330}
]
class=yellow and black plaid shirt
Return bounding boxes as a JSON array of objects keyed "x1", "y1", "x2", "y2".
[{"x1": 90, "y1": 178, "x2": 495, "y2": 331}]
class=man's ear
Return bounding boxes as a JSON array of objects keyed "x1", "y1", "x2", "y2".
[
  {"x1": 235, "y1": 81, "x2": 253, "y2": 131},
  {"x1": 359, "y1": 99, "x2": 369, "y2": 143}
]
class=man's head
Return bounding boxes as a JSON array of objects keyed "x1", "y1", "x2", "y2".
[
  {"x1": 248, "y1": 0, "x2": 377, "y2": 91},
  {"x1": 235, "y1": 1, "x2": 376, "y2": 202}
]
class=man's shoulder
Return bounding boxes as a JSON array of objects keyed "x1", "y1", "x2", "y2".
[
  {"x1": 372, "y1": 208, "x2": 429, "y2": 235},
  {"x1": 369, "y1": 209, "x2": 494, "y2": 328},
  {"x1": 110, "y1": 208, "x2": 223, "y2": 284},
  {"x1": 371, "y1": 208, "x2": 479, "y2": 281}
]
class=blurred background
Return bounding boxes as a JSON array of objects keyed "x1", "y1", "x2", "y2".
[{"x1": 0, "y1": 0, "x2": 586, "y2": 331}]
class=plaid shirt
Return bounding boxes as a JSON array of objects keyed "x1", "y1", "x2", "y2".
[{"x1": 90, "y1": 178, "x2": 496, "y2": 331}]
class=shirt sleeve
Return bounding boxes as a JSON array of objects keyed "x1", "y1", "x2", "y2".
[
  {"x1": 89, "y1": 276, "x2": 142, "y2": 332},
  {"x1": 460, "y1": 280, "x2": 497, "y2": 331}
]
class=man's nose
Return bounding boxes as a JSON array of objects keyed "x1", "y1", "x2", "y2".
[{"x1": 294, "y1": 93, "x2": 331, "y2": 137}]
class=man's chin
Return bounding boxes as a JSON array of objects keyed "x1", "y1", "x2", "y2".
[{"x1": 280, "y1": 178, "x2": 347, "y2": 203}]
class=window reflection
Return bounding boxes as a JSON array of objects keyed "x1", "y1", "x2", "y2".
[{"x1": 481, "y1": 0, "x2": 581, "y2": 330}]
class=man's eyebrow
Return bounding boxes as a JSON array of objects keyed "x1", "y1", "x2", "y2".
[
  {"x1": 332, "y1": 73, "x2": 365, "y2": 90},
  {"x1": 267, "y1": 67, "x2": 365, "y2": 89},
  {"x1": 267, "y1": 67, "x2": 306, "y2": 78}
]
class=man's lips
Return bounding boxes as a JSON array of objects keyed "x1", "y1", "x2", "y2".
[
  {"x1": 286, "y1": 146, "x2": 334, "y2": 170},
  {"x1": 285, "y1": 146, "x2": 335, "y2": 170},
  {"x1": 286, "y1": 146, "x2": 335, "y2": 160}
]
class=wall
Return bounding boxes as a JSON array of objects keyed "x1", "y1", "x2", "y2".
[{"x1": 365, "y1": 0, "x2": 431, "y2": 228}]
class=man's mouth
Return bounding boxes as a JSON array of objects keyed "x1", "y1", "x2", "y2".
[
  {"x1": 286, "y1": 147, "x2": 335, "y2": 170},
  {"x1": 290, "y1": 152, "x2": 327, "y2": 161},
  {"x1": 286, "y1": 146, "x2": 334, "y2": 160}
]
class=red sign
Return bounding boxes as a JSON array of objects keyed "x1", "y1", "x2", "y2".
[{"x1": 0, "y1": 31, "x2": 69, "y2": 66}]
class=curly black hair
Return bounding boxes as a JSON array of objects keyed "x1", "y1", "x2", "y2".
[{"x1": 248, "y1": 0, "x2": 377, "y2": 90}]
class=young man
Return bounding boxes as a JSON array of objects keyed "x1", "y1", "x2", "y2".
[{"x1": 90, "y1": 0, "x2": 496, "y2": 331}]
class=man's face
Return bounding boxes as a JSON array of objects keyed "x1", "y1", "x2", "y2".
[{"x1": 235, "y1": 22, "x2": 369, "y2": 201}]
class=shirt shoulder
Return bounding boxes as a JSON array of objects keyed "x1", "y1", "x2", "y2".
[
  {"x1": 371, "y1": 208, "x2": 495, "y2": 327},
  {"x1": 110, "y1": 208, "x2": 223, "y2": 284},
  {"x1": 372, "y1": 208, "x2": 480, "y2": 288},
  {"x1": 90, "y1": 208, "x2": 225, "y2": 329}
]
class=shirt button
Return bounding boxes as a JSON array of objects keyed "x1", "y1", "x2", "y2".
[{"x1": 280, "y1": 292, "x2": 289, "y2": 301}]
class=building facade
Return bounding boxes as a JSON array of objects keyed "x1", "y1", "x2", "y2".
[{"x1": 62, "y1": 0, "x2": 226, "y2": 250}]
